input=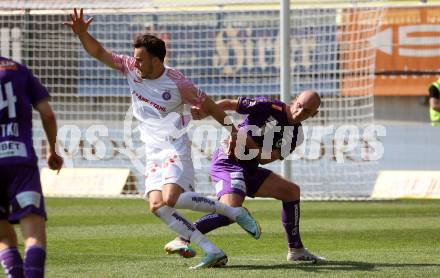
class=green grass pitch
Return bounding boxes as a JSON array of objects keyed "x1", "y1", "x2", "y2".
[{"x1": 30, "y1": 198, "x2": 440, "y2": 277}]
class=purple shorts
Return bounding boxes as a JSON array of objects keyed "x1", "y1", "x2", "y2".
[
  {"x1": 210, "y1": 148, "x2": 272, "y2": 198},
  {"x1": 0, "y1": 164, "x2": 47, "y2": 224}
]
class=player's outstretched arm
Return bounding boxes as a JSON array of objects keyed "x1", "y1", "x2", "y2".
[
  {"x1": 199, "y1": 97, "x2": 234, "y2": 129},
  {"x1": 201, "y1": 99, "x2": 282, "y2": 165},
  {"x1": 215, "y1": 99, "x2": 238, "y2": 111},
  {"x1": 193, "y1": 98, "x2": 283, "y2": 163},
  {"x1": 35, "y1": 100, "x2": 63, "y2": 172},
  {"x1": 191, "y1": 99, "x2": 237, "y2": 120},
  {"x1": 64, "y1": 8, "x2": 117, "y2": 70},
  {"x1": 198, "y1": 98, "x2": 263, "y2": 157}
]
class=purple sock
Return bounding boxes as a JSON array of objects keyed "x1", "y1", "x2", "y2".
[
  {"x1": 0, "y1": 247, "x2": 24, "y2": 278},
  {"x1": 24, "y1": 246, "x2": 46, "y2": 278},
  {"x1": 194, "y1": 213, "x2": 232, "y2": 234},
  {"x1": 282, "y1": 200, "x2": 304, "y2": 249}
]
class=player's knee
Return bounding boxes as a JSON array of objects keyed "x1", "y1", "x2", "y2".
[
  {"x1": 161, "y1": 186, "x2": 182, "y2": 208},
  {"x1": 162, "y1": 196, "x2": 178, "y2": 208},
  {"x1": 292, "y1": 183, "x2": 300, "y2": 197},
  {"x1": 286, "y1": 183, "x2": 300, "y2": 201},
  {"x1": 160, "y1": 189, "x2": 180, "y2": 208},
  {"x1": 19, "y1": 214, "x2": 46, "y2": 248}
]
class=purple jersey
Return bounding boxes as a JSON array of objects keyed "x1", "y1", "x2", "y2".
[
  {"x1": 236, "y1": 96, "x2": 301, "y2": 168},
  {"x1": 0, "y1": 57, "x2": 49, "y2": 166}
]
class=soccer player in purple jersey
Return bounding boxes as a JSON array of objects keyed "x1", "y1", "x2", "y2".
[
  {"x1": 0, "y1": 56, "x2": 63, "y2": 278},
  {"x1": 166, "y1": 90, "x2": 325, "y2": 264}
]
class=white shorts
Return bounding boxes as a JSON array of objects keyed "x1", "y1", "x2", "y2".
[{"x1": 144, "y1": 152, "x2": 195, "y2": 197}]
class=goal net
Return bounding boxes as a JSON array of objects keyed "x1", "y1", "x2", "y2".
[{"x1": 0, "y1": 0, "x2": 386, "y2": 199}]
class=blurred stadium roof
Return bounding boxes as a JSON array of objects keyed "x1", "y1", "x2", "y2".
[{"x1": 0, "y1": 1, "x2": 426, "y2": 12}]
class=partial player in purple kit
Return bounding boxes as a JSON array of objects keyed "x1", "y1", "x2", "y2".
[
  {"x1": 166, "y1": 90, "x2": 325, "y2": 264},
  {"x1": 0, "y1": 56, "x2": 63, "y2": 278},
  {"x1": 211, "y1": 96, "x2": 303, "y2": 200}
]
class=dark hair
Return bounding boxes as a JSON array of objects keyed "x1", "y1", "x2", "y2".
[{"x1": 133, "y1": 34, "x2": 166, "y2": 62}]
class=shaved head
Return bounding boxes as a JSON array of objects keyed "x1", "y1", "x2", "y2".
[
  {"x1": 299, "y1": 90, "x2": 320, "y2": 112},
  {"x1": 287, "y1": 90, "x2": 321, "y2": 123}
]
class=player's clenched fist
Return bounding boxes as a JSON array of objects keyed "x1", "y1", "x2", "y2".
[
  {"x1": 47, "y1": 150, "x2": 64, "y2": 174},
  {"x1": 63, "y1": 8, "x2": 94, "y2": 35}
]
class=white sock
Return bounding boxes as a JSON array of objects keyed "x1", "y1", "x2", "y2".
[
  {"x1": 191, "y1": 230, "x2": 221, "y2": 254},
  {"x1": 174, "y1": 192, "x2": 241, "y2": 220},
  {"x1": 154, "y1": 206, "x2": 221, "y2": 254}
]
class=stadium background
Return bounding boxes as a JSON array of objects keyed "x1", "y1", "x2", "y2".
[
  {"x1": 0, "y1": 0, "x2": 439, "y2": 199},
  {"x1": 0, "y1": 1, "x2": 439, "y2": 277}
]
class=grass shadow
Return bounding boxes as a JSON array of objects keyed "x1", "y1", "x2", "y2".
[{"x1": 225, "y1": 260, "x2": 440, "y2": 272}]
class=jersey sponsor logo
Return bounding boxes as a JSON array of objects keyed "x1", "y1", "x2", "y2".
[
  {"x1": 162, "y1": 90, "x2": 171, "y2": 100},
  {"x1": 131, "y1": 90, "x2": 167, "y2": 112},
  {"x1": 0, "y1": 141, "x2": 27, "y2": 158}
]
